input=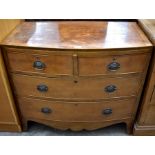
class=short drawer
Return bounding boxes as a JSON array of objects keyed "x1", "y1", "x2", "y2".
[
  {"x1": 78, "y1": 53, "x2": 150, "y2": 76},
  {"x1": 12, "y1": 74, "x2": 142, "y2": 100},
  {"x1": 18, "y1": 97, "x2": 136, "y2": 122},
  {"x1": 6, "y1": 49, "x2": 73, "y2": 77}
]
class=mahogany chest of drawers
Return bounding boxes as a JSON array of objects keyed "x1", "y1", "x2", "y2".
[{"x1": 1, "y1": 21, "x2": 152, "y2": 134}]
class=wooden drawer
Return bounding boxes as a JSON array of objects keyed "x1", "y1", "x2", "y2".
[
  {"x1": 78, "y1": 53, "x2": 150, "y2": 76},
  {"x1": 12, "y1": 74, "x2": 141, "y2": 100},
  {"x1": 6, "y1": 49, "x2": 73, "y2": 77},
  {"x1": 18, "y1": 97, "x2": 136, "y2": 122}
]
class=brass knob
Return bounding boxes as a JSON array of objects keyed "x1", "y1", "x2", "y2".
[
  {"x1": 102, "y1": 108, "x2": 112, "y2": 115},
  {"x1": 41, "y1": 107, "x2": 52, "y2": 114},
  {"x1": 105, "y1": 85, "x2": 117, "y2": 93},
  {"x1": 37, "y1": 84, "x2": 48, "y2": 92},
  {"x1": 33, "y1": 61, "x2": 45, "y2": 70},
  {"x1": 107, "y1": 62, "x2": 120, "y2": 71}
]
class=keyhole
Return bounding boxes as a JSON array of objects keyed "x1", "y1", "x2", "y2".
[
  {"x1": 34, "y1": 56, "x2": 40, "y2": 60},
  {"x1": 113, "y1": 58, "x2": 116, "y2": 61},
  {"x1": 74, "y1": 80, "x2": 78, "y2": 83}
]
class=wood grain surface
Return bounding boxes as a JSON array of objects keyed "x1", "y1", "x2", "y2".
[{"x1": 1, "y1": 21, "x2": 152, "y2": 49}]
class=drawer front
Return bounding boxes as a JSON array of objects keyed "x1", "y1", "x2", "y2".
[
  {"x1": 18, "y1": 97, "x2": 136, "y2": 122},
  {"x1": 79, "y1": 53, "x2": 150, "y2": 76},
  {"x1": 6, "y1": 51, "x2": 73, "y2": 76},
  {"x1": 12, "y1": 74, "x2": 141, "y2": 100}
]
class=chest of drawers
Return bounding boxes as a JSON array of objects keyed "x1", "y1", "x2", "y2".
[{"x1": 1, "y1": 21, "x2": 152, "y2": 134}]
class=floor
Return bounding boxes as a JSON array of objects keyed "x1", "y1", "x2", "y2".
[{"x1": 0, "y1": 122, "x2": 129, "y2": 136}]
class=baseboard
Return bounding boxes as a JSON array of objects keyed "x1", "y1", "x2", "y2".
[{"x1": 134, "y1": 123, "x2": 155, "y2": 136}]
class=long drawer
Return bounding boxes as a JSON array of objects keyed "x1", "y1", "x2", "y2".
[
  {"x1": 5, "y1": 48, "x2": 150, "y2": 77},
  {"x1": 18, "y1": 97, "x2": 136, "y2": 122},
  {"x1": 12, "y1": 74, "x2": 142, "y2": 100}
]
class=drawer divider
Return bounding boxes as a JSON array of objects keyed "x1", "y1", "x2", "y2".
[{"x1": 72, "y1": 54, "x2": 79, "y2": 77}]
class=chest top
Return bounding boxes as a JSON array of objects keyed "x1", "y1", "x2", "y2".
[{"x1": 1, "y1": 21, "x2": 152, "y2": 49}]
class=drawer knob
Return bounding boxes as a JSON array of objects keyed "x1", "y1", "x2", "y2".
[
  {"x1": 108, "y1": 62, "x2": 120, "y2": 71},
  {"x1": 102, "y1": 108, "x2": 112, "y2": 115},
  {"x1": 37, "y1": 84, "x2": 48, "y2": 92},
  {"x1": 33, "y1": 61, "x2": 45, "y2": 70},
  {"x1": 105, "y1": 85, "x2": 117, "y2": 93},
  {"x1": 41, "y1": 107, "x2": 52, "y2": 114}
]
